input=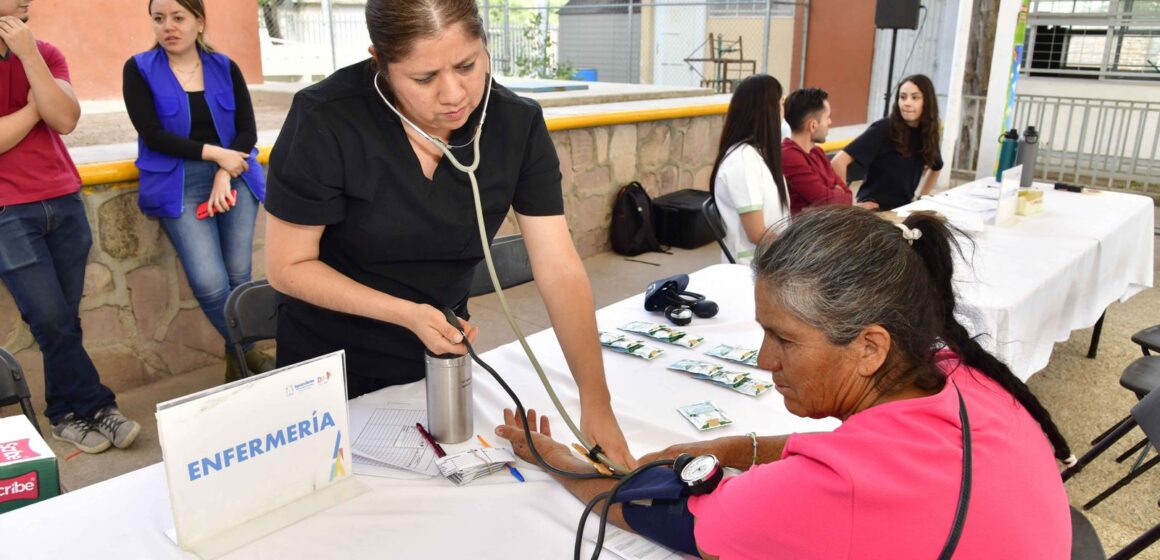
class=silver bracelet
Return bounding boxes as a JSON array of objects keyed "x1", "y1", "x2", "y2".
[{"x1": 748, "y1": 431, "x2": 758, "y2": 468}]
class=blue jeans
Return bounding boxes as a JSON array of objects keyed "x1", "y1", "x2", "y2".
[
  {"x1": 0, "y1": 192, "x2": 117, "y2": 423},
  {"x1": 160, "y1": 160, "x2": 259, "y2": 352}
]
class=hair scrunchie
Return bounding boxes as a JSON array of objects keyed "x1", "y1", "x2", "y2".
[{"x1": 895, "y1": 222, "x2": 923, "y2": 245}]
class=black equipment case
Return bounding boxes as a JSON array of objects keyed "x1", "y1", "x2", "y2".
[{"x1": 651, "y1": 189, "x2": 715, "y2": 250}]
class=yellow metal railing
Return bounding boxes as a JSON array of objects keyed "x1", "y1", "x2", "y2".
[{"x1": 77, "y1": 103, "x2": 854, "y2": 187}]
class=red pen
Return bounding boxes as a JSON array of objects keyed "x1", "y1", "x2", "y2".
[{"x1": 415, "y1": 422, "x2": 446, "y2": 458}]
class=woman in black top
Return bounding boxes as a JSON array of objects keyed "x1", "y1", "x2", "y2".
[
  {"x1": 263, "y1": 0, "x2": 635, "y2": 468},
  {"x1": 832, "y1": 74, "x2": 943, "y2": 211}
]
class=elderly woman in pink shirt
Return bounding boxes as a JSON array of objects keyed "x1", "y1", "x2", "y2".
[{"x1": 497, "y1": 207, "x2": 1074, "y2": 559}]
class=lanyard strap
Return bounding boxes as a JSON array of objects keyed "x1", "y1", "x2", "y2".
[{"x1": 938, "y1": 382, "x2": 972, "y2": 559}]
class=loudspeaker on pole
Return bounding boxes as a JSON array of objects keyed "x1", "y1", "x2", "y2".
[{"x1": 875, "y1": 0, "x2": 921, "y2": 30}]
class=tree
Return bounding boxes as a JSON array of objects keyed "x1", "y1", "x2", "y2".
[
  {"x1": 956, "y1": 0, "x2": 1001, "y2": 170},
  {"x1": 514, "y1": 11, "x2": 575, "y2": 80}
]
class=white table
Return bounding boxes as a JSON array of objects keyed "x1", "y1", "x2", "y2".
[
  {"x1": 897, "y1": 180, "x2": 1154, "y2": 380},
  {"x1": 0, "y1": 265, "x2": 834, "y2": 559}
]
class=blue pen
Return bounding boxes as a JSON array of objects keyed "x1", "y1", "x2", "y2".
[{"x1": 477, "y1": 434, "x2": 525, "y2": 482}]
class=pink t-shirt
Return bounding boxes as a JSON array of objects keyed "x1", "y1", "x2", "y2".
[
  {"x1": 0, "y1": 40, "x2": 81, "y2": 206},
  {"x1": 688, "y1": 351, "x2": 1070, "y2": 559}
]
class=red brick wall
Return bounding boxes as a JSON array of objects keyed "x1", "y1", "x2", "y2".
[
  {"x1": 791, "y1": 0, "x2": 877, "y2": 126},
  {"x1": 22, "y1": 0, "x2": 262, "y2": 100}
]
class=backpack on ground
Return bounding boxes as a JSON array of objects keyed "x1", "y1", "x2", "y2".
[{"x1": 610, "y1": 182, "x2": 663, "y2": 256}]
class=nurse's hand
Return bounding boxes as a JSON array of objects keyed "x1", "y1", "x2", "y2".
[
  {"x1": 581, "y1": 409, "x2": 638, "y2": 471},
  {"x1": 407, "y1": 303, "x2": 478, "y2": 356}
]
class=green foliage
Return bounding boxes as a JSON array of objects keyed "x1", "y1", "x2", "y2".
[{"x1": 513, "y1": 11, "x2": 575, "y2": 80}]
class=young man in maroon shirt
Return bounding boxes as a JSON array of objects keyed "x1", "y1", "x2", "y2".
[
  {"x1": 781, "y1": 88, "x2": 878, "y2": 214},
  {"x1": 0, "y1": 0, "x2": 139, "y2": 453}
]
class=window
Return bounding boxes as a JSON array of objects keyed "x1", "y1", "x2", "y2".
[
  {"x1": 707, "y1": 0, "x2": 794, "y2": 18},
  {"x1": 1026, "y1": 0, "x2": 1160, "y2": 80}
]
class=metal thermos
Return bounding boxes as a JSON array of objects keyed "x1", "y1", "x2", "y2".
[
  {"x1": 996, "y1": 128, "x2": 1020, "y2": 182},
  {"x1": 1017, "y1": 126, "x2": 1039, "y2": 188},
  {"x1": 425, "y1": 351, "x2": 473, "y2": 443}
]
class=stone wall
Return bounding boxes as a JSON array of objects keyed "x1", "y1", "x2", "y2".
[
  {"x1": 0, "y1": 113, "x2": 723, "y2": 397},
  {"x1": 547, "y1": 116, "x2": 724, "y2": 256}
]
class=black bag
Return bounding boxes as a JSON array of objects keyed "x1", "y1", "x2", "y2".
[
  {"x1": 611, "y1": 182, "x2": 662, "y2": 256},
  {"x1": 652, "y1": 189, "x2": 715, "y2": 250}
]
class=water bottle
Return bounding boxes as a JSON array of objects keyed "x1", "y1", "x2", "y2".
[
  {"x1": 1017, "y1": 126, "x2": 1039, "y2": 188},
  {"x1": 425, "y1": 351, "x2": 473, "y2": 443},
  {"x1": 996, "y1": 129, "x2": 1020, "y2": 182}
]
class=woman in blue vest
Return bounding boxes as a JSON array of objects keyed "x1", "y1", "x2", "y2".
[{"x1": 123, "y1": 0, "x2": 270, "y2": 382}]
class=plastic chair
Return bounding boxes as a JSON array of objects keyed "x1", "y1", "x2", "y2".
[
  {"x1": 468, "y1": 234, "x2": 535, "y2": 297},
  {"x1": 1085, "y1": 356, "x2": 1160, "y2": 467},
  {"x1": 701, "y1": 195, "x2": 735, "y2": 264},
  {"x1": 0, "y1": 348, "x2": 41, "y2": 436},
  {"x1": 1065, "y1": 386, "x2": 1160, "y2": 502},
  {"x1": 1131, "y1": 324, "x2": 1160, "y2": 356},
  {"x1": 224, "y1": 279, "x2": 279, "y2": 379},
  {"x1": 1071, "y1": 506, "x2": 1106, "y2": 560},
  {"x1": 1065, "y1": 389, "x2": 1160, "y2": 558},
  {"x1": 1106, "y1": 387, "x2": 1160, "y2": 559}
]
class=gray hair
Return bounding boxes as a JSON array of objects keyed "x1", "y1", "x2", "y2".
[
  {"x1": 753, "y1": 206, "x2": 944, "y2": 390},
  {"x1": 754, "y1": 206, "x2": 1075, "y2": 461}
]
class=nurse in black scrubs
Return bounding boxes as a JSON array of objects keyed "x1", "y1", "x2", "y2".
[
  {"x1": 831, "y1": 74, "x2": 943, "y2": 211},
  {"x1": 263, "y1": 0, "x2": 636, "y2": 468}
]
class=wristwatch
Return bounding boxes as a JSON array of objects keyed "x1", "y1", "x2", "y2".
[{"x1": 674, "y1": 454, "x2": 723, "y2": 496}]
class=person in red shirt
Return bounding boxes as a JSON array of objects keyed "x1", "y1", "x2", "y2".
[
  {"x1": 781, "y1": 88, "x2": 878, "y2": 214},
  {"x1": 0, "y1": 0, "x2": 139, "y2": 454}
]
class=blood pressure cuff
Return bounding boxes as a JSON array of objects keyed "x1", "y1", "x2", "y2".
[{"x1": 613, "y1": 467, "x2": 699, "y2": 556}]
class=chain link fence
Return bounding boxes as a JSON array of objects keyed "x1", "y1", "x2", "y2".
[{"x1": 257, "y1": 0, "x2": 799, "y2": 89}]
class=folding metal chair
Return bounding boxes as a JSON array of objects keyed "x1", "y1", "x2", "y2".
[
  {"x1": 468, "y1": 234, "x2": 535, "y2": 297},
  {"x1": 701, "y1": 195, "x2": 735, "y2": 264},
  {"x1": 0, "y1": 348, "x2": 41, "y2": 436},
  {"x1": 223, "y1": 279, "x2": 279, "y2": 379}
]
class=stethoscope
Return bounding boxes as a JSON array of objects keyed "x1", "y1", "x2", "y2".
[{"x1": 370, "y1": 52, "x2": 626, "y2": 477}]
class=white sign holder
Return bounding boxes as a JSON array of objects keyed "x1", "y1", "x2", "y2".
[{"x1": 156, "y1": 351, "x2": 366, "y2": 559}]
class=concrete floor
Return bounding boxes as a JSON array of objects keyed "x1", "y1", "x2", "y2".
[{"x1": 5, "y1": 238, "x2": 1160, "y2": 558}]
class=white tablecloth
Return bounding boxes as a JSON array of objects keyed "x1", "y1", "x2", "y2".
[
  {"x1": 0, "y1": 265, "x2": 835, "y2": 559},
  {"x1": 898, "y1": 180, "x2": 1154, "y2": 380},
  {"x1": 3, "y1": 183, "x2": 1150, "y2": 557}
]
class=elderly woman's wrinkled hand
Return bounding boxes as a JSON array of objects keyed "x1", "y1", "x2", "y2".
[{"x1": 495, "y1": 408, "x2": 573, "y2": 468}]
